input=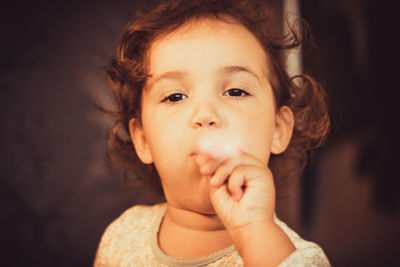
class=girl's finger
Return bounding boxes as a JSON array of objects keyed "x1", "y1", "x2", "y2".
[
  {"x1": 226, "y1": 165, "x2": 247, "y2": 200},
  {"x1": 210, "y1": 151, "x2": 262, "y2": 187},
  {"x1": 195, "y1": 153, "x2": 220, "y2": 175}
]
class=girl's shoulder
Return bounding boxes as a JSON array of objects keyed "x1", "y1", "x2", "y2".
[
  {"x1": 93, "y1": 202, "x2": 167, "y2": 267},
  {"x1": 112, "y1": 202, "x2": 167, "y2": 228},
  {"x1": 102, "y1": 202, "x2": 167, "y2": 239},
  {"x1": 274, "y1": 216, "x2": 331, "y2": 267}
]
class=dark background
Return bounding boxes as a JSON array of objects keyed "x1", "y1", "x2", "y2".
[{"x1": 1, "y1": 0, "x2": 399, "y2": 266}]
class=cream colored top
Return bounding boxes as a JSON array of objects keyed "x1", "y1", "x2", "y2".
[{"x1": 94, "y1": 203, "x2": 330, "y2": 266}]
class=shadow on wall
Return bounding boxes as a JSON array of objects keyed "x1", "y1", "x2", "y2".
[{"x1": 0, "y1": 0, "x2": 399, "y2": 267}]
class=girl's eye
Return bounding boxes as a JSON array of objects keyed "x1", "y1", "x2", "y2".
[
  {"x1": 162, "y1": 93, "x2": 188, "y2": 103},
  {"x1": 223, "y1": 88, "x2": 250, "y2": 97}
]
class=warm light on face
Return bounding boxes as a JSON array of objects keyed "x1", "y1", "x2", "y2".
[
  {"x1": 134, "y1": 18, "x2": 279, "y2": 214},
  {"x1": 146, "y1": 65, "x2": 262, "y2": 91},
  {"x1": 197, "y1": 130, "x2": 241, "y2": 164}
]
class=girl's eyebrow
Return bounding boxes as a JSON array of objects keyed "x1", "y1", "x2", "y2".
[
  {"x1": 146, "y1": 70, "x2": 188, "y2": 90},
  {"x1": 146, "y1": 65, "x2": 260, "y2": 90},
  {"x1": 222, "y1": 65, "x2": 260, "y2": 83}
]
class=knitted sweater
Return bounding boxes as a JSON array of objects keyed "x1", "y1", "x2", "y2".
[{"x1": 94, "y1": 203, "x2": 330, "y2": 266}]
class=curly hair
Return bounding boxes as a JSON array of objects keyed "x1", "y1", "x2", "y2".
[{"x1": 100, "y1": 0, "x2": 330, "y2": 197}]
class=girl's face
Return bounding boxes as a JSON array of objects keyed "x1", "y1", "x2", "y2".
[{"x1": 130, "y1": 18, "x2": 292, "y2": 214}]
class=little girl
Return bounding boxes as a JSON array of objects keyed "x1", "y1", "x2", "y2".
[{"x1": 94, "y1": 0, "x2": 331, "y2": 266}]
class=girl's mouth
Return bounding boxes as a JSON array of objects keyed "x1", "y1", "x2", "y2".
[{"x1": 192, "y1": 132, "x2": 241, "y2": 160}]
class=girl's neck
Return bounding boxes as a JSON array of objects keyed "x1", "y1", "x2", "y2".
[
  {"x1": 165, "y1": 204, "x2": 226, "y2": 231},
  {"x1": 157, "y1": 204, "x2": 233, "y2": 259}
]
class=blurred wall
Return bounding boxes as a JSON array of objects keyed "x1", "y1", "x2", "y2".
[
  {"x1": 0, "y1": 1, "x2": 399, "y2": 267},
  {"x1": 0, "y1": 1, "x2": 160, "y2": 266},
  {"x1": 300, "y1": 0, "x2": 400, "y2": 266}
]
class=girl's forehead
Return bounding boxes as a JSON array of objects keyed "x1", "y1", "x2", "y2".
[
  {"x1": 163, "y1": 18, "x2": 241, "y2": 39},
  {"x1": 147, "y1": 18, "x2": 270, "y2": 81},
  {"x1": 152, "y1": 17, "x2": 239, "y2": 40},
  {"x1": 152, "y1": 18, "x2": 258, "y2": 49}
]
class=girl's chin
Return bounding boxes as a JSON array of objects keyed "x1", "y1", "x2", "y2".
[
  {"x1": 198, "y1": 197, "x2": 219, "y2": 215},
  {"x1": 185, "y1": 194, "x2": 216, "y2": 215},
  {"x1": 195, "y1": 204, "x2": 216, "y2": 215}
]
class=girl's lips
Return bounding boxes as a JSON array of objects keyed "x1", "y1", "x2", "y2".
[
  {"x1": 191, "y1": 133, "x2": 242, "y2": 159},
  {"x1": 190, "y1": 150, "x2": 208, "y2": 157},
  {"x1": 190, "y1": 149, "x2": 215, "y2": 163}
]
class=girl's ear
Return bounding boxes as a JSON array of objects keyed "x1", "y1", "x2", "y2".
[
  {"x1": 271, "y1": 106, "x2": 295, "y2": 154},
  {"x1": 129, "y1": 118, "x2": 153, "y2": 164}
]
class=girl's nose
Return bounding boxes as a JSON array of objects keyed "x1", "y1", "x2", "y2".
[{"x1": 190, "y1": 102, "x2": 221, "y2": 128}]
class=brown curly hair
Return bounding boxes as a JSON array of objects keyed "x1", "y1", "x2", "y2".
[{"x1": 100, "y1": 0, "x2": 330, "y2": 197}]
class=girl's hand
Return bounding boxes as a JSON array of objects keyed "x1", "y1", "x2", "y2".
[
  {"x1": 195, "y1": 150, "x2": 296, "y2": 266},
  {"x1": 195, "y1": 150, "x2": 275, "y2": 234}
]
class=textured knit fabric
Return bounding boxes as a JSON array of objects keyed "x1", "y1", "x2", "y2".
[{"x1": 94, "y1": 203, "x2": 330, "y2": 267}]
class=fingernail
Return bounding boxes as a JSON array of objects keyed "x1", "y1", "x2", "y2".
[
  {"x1": 210, "y1": 176, "x2": 218, "y2": 186},
  {"x1": 235, "y1": 191, "x2": 242, "y2": 201}
]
